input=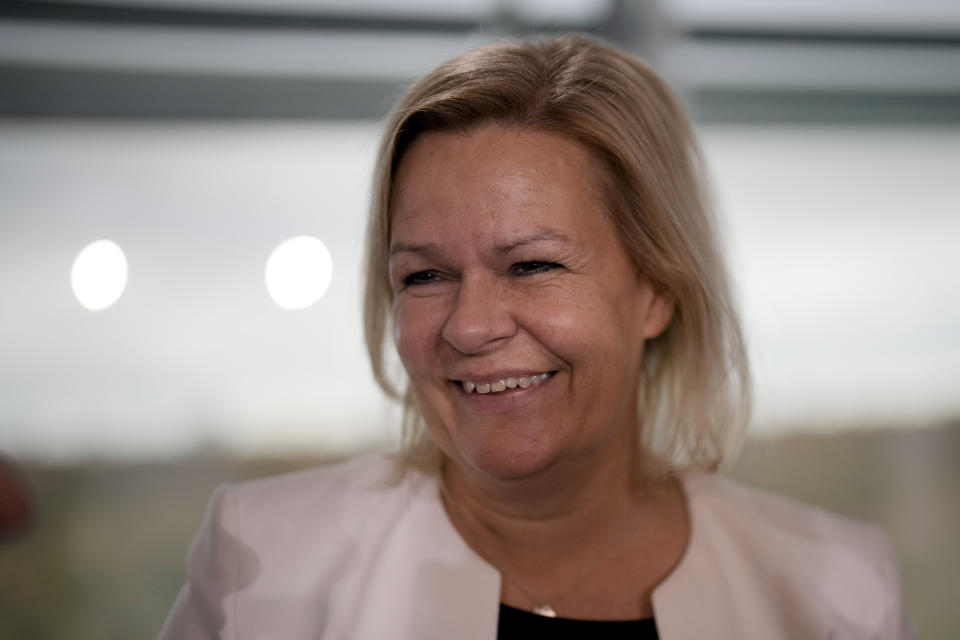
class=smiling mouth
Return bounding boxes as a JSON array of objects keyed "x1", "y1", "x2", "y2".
[{"x1": 457, "y1": 372, "x2": 555, "y2": 395}]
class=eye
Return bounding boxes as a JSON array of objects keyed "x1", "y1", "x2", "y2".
[
  {"x1": 510, "y1": 261, "x2": 562, "y2": 276},
  {"x1": 402, "y1": 270, "x2": 443, "y2": 287}
]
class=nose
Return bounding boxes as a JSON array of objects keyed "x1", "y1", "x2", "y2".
[{"x1": 441, "y1": 273, "x2": 517, "y2": 354}]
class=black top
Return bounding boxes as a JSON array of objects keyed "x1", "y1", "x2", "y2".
[{"x1": 497, "y1": 603, "x2": 659, "y2": 639}]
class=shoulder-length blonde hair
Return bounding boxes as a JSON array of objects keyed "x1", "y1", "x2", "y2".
[{"x1": 363, "y1": 34, "x2": 750, "y2": 478}]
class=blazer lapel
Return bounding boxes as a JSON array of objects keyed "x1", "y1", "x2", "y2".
[{"x1": 351, "y1": 473, "x2": 502, "y2": 640}]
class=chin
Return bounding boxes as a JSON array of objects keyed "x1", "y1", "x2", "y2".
[{"x1": 454, "y1": 437, "x2": 560, "y2": 481}]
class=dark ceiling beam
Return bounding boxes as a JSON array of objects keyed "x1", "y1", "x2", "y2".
[
  {"x1": 0, "y1": 0, "x2": 609, "y2": 34},
  {"x1": 686, "y1": 26, "x2": 960, "y2": 48},
  {"x1": 2, "y1": 1, "x2": 958, "y2": 123},
  {"x1": 0, "y1": 64, "x2": 403, "y2": 119},
  {"x1": 690, "y1": 88, "x2": 960, "y2": 124},
  {"x1": 4, "y1": 63, "x2": 959, "y2": 123}
]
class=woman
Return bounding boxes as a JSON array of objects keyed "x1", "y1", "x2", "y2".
[{"x1": 161, "y1": 35, "x2": 913, "y2": 639}]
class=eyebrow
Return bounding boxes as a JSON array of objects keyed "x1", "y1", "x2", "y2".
[{"x1": 389, "y1": 230, "x2": 575, "y2": 258}]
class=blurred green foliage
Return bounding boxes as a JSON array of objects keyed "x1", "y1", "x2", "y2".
[{"x1": 1, "y1": 423, "x2": 956, "y2": 639}]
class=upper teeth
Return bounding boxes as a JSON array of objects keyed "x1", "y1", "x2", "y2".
[{"x1": 462, "y1": 373, "x2": 551, "y2": 394}]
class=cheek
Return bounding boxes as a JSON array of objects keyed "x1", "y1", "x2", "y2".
[
  {"x1": 528, "y1": 287, "x2": 644, "y2": 370},
  {"x1": 393, "y1": 299, "x2": 444, "y2": 374},
  {"x1": 536, "y1": 282, "x2": 606, "y2": 329},
  {"x1": 520, "y1": 289, "x2": 603, "y2": 357}
]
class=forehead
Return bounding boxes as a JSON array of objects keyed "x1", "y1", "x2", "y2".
[{"x1": 389, "y1": 126, "x2": 612, "y2": 247}]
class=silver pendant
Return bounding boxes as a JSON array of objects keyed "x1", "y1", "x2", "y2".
[{"x1": 532, "y1": 603, "x2": 557, "y2": 618}]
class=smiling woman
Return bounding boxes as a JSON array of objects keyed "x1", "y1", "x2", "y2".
[
  {"x1": 161, "y1": 35, "x2": 914, "y2": 639},
  {"x1": 388, "y1": 126, "x2": 674, "y2": 484}
]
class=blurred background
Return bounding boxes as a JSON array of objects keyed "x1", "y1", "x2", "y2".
[{"x1": 0, "y1": 0, "x2": 957, "y2": 637}]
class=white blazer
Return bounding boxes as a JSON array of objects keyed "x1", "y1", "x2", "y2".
[{"x1": 159, "y1": 454, "x2": 914, "y2": 639}]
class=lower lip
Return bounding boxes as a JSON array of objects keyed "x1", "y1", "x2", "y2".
[{"x1": 454, "y1": 374, "x2": 555, "y2": 413}]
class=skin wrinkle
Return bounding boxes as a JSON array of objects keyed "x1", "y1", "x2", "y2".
[
  {"x1": 389, "y1": 230, "x2": 577, "y2": 258},
  {"x1": 390, "y1": 243, "x2": 590, "y2": 302}
]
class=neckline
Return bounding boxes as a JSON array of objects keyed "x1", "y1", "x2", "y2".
[
  {"x1": 499, "y1": 602, "x2": 655, "y2": 624},
  {"x1": 422, "y1": 464, "x2": 704, "y2": 620}
]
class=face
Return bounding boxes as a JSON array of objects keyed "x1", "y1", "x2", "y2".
[{"x1": 389, "y1": 125, "x2": 673, "y2": 481}]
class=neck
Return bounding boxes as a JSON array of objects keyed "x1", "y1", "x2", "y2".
[
  {"x1": 438, "y1": 442, "x2": 688, "y2": 620},
  {"x1": 440, "y1": 444, "x2": 642, "y2": 553}
]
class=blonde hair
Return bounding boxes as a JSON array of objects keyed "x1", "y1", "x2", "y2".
[{"x1": 364, "y1": 34, "x2": 751, "y2": 478}]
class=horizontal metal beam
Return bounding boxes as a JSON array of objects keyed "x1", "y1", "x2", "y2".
[
  {"x1": 687, "y1": 26, "x2": 960, "y2": 48},
  {"x1": 690, "y1": 88, "x2": 960, "y2": 124},
  {"x1": 0, "y1": 65, "x2": 403, "y2": 119},
  {"x1": 4, "y1": 64, "x2": 958, "y2": 123},
  {"x1": 0, "y1": 0, "x2": 606, "y2": 33}
]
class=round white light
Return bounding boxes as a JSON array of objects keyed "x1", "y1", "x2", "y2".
[
  {"x1": 265, "y1": 236, "x2": 333, "y2": 310},
  {"x1": 71, "y1": 239, "x2": 128, "y2": 311}
]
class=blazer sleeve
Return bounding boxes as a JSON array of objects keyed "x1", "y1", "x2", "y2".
[
  {"x1": 873, "y1": 527, "x2": 916, "y2": 640},
  {"x1": 158, "y1": 485, "x2": 245, "y2": 640}
]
